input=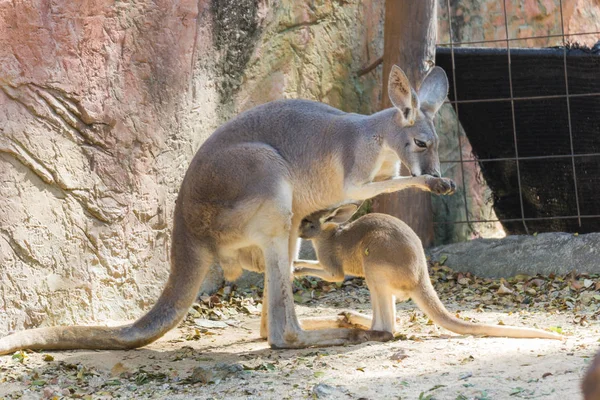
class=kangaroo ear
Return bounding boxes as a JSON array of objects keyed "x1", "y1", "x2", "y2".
[
  {"x1": 326, "y1": 203, "x2": 359, "y2": 224},
  {"x1": 388, "y1": 65, "x2": 419, "y2": 125},
  {"x1": 418, "y1": 66, "x2": 449, "y2": 117}
]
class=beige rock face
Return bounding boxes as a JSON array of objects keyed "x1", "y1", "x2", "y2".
[
  {"x1": 0, "y1": 0, "x2": 384, "y2": 332},
  {"x1": 0, "y1": 0, "x2": 219, "y2": 332}
]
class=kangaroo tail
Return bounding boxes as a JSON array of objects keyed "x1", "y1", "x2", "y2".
[
  {"x1": 0, "y1": 205, "x2": 213, "y2": 355},
  {"x1": 410, "y1": 274, "x2": 563, "y2": 340}
]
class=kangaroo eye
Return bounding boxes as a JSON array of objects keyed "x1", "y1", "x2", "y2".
[{"x1": 414, "y1": 138, "x2": 427, "y2": 148}]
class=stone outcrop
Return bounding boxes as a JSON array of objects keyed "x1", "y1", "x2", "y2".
[{"x1": 428, "y1": 232, "x2": 600, "y2": 278}]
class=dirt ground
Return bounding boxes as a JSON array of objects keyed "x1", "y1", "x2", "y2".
[{"x1": 1, "y1": 267, "x2": 599, "y2": 400}]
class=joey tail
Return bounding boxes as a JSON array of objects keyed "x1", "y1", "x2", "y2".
[
  {"x1": 0, "y1": 204, "x2": 213, "y2": 355},
  {"x1": 410, "y1": 275, "x2": 563, "y2": 340}
]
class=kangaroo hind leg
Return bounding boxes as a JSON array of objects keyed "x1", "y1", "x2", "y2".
[{"x1": 366, "y1": 272, "x2": 396, "y2": 334}]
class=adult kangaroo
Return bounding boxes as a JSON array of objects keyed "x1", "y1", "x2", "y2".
[{"x1": 0, "y1": 65, "x2": 455, "y2": 353}]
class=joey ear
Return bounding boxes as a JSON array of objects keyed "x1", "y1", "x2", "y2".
[
  {"x1": 388, "y1": 65, "x2": 418, "y2": 125},
  {"x1": 418, "y1": 66, "x2": 449, "y2": 116},
  {"x1": 326, "y1": 203, "x2": 359, "y2": 224}
]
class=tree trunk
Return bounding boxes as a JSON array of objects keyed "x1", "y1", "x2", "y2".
[{"x1": 372, "y1": 0, "x2": 438, "y2": 248}]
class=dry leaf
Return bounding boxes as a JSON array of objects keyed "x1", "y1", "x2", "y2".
[
  {"x1": 111, "y1": 362, "x2": 130, "y2": 377},
  {"x1": 458, "y1": 277, "x2": 470, "y2": 285}
]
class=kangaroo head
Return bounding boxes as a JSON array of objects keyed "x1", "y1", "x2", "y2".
[
  {"x1": 385, "y1": 65, "x2": 449, "y2": 177},
  {"x1": 299, "y1": 202, "x2": 361, "y2": 239}
]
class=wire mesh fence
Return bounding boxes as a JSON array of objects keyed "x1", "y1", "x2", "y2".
[{"x1": 436, "y1": 0, "x2": 600, "y2": 236}]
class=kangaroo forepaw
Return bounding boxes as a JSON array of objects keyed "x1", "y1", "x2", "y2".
[{"x1": 427, "y1": 176, "x2": 456, "y2": 195}]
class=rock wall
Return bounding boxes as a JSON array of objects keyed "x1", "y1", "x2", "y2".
[
  {"x1": 0, "y1": 0, "x2": 216, "y2": 333},
  {"x1": 0, "y1": 0, "x2": 384, "y2": 332}
]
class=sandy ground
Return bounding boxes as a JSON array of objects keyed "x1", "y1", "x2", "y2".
[{"x1": 1, "y1": 273, "x2": 599, "y2": 400}]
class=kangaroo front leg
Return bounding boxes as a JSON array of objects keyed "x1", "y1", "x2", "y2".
[
  {"x1": 293, "y1": 260, "x2": 345, "y2": 282},
  {"x1": 346, "y1": 175, "x2": 455, "y2": 201},
  {"x1": 294, "y1": 260, "x2": 323, "y2": 269},
  {"x1": 340, "y1": 310, "x2": 373, "y2": 330},
  {"x1": 299, "y1": 315, "x2": 352, "y2": 330},
  {"x1": 294, "y1": 268, "x2": 345, "y2": 282},
  {"x1": 264, "y1": 234, "x2": 302, "y2": 347},
  {"x1": 293, "y1": 260, "x2": 342, "y2": 281}
]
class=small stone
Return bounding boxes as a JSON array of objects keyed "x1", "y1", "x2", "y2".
[
  {"x1": 580, "y1": 291, "x2": 595, "y2": 305},
  {"x1": 390, "y1": 350, "x2": 409, "y2": 361},
  {"x1": 312, "y1": 383, "x2": 343, "y2": 399},
  {"x1": 188, "y1": 308, "x2": 202, "y2": 318},
  {"x1": 497, "y1": 283, "x2": 513, "y2": 295},
  {"x1": 529, "y1": 279, "x2": 545, "y2": 287},
  {"x1": 194, "y1": 318, "x2": 228, "y2": 329},
  {"x1": 88, "y1": 376, "x2": 105, "y2": 388},
  {"x1": 188, "y1": 366, "x2": 213, "y2": 384}
]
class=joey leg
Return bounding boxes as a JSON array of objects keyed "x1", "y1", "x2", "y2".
[
  {"x1": 365, "y1": 272, "x2": 398, "y2": 334},
  {"x1": 293, "y1": 260, "x2": 345, "y2": 282},
  {"x1": 299, "y1": 315, "x2": 353, "y2": 330},
  {"x1": 340, "y1": 311, "x2": 373, "y2": 330},
  {"x1": 339, "y1": 310, "x2": 403, "y2": 332},
  {"x1": 293, "y1": 268, "x2": 342, "y2": 280},
  {"x1": 293, "y1": 260, "x2": 323, "y2": 269}
]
